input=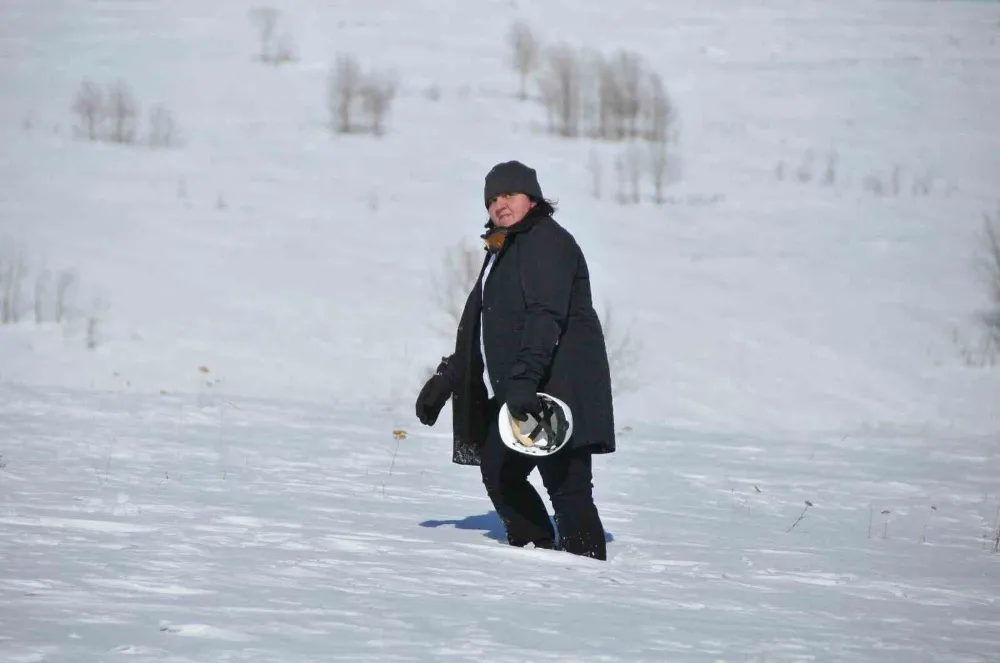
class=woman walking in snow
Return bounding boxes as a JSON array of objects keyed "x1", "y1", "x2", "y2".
[{"x1": 415, "y1": 160, "x2": 616, "y2": 561}]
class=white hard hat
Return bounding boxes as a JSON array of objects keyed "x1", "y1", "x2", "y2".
[{"x1": 498, "y1": 392, "x2": 574, "y2": 457}]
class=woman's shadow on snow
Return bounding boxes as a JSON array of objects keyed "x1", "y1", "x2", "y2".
[{"x1": 419, "y1": 512, "x2": 614, "y2": 544}]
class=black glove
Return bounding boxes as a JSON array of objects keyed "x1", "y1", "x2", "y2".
[
  {"x1": 505, "y1": 378, "x2": 541, "y2": 422},
  {"x1": 415, "y1": 359, "x2": 454, "y2": 426}
]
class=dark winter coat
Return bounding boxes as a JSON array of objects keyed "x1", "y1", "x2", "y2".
[{"x1": 440, "y1": 209, "x2": 616, "y2": 466}]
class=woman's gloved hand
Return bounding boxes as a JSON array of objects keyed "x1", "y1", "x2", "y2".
[
  {"x1": 415, "y1": 358, "x2": 455, "y2": 426},
  {"x1": 505, "y1": 378, "x2": 541, "y2": 421}
]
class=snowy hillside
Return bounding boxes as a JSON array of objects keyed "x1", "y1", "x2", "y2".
[{"x1": 2, "y1": 0, "x2": 999, "y2": 660}]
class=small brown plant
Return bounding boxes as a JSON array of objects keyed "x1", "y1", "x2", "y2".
[{"x1": 786, "y1": 500, "x2": 814, "y2": 533}]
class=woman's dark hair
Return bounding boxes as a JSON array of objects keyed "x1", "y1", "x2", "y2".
[{"x1": 530, "y1": 197, "x2": 558, "y2": 217}]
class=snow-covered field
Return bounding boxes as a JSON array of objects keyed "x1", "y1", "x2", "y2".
[
  {"x1": 2, "y1": 0, "x2": 999, "y2": 660},
  {"x1": 3, "y1": 384, "x2": 999, "y2": 662}
]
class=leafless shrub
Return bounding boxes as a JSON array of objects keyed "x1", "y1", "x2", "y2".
[
  {"x1": 73, "y1": 79, "x2": 178, "y2": 149},
  {"x1": 328, "y1": 56, "x2": 399, "y2": 137},
  {"x1": 601, "y1": 50, "x2": 643, "y2": 140},
  {"x1": 359, "y1": 69, "x2": 399, "y2": 137},
  {"x1": 429, "y1": 241, "x2": 483, "y2": 337},
  {"x1": 537, "y1": 43, "x2": 583, "y2": 138},
  {"x1": 507, "y1": 19, "x2": 540, "y2": 101},
  {"x1": 1, "y1": 240, "x2": 26, "y2": 324},
  {"x1": 955, "y1": 205, "x2": 1000, "y2": 367},
  {"x1": 580, "y1": 48, "x2": 676, "y2": 144},
  {"x1": 86, "y1": 297, "x2": 107, "y2": 350},
  {"x1": 598, "y1": 299, "x2": 644, "y2": 396},
  {"x1": 425, "y1": 82, "x2": 442, "y2": 102},
  {"x1": 147, "y1": 104, "x2": 180, "y2": 148},
  {"x1": 0, "y1": 243, "x2": 82, "y2": 330},
  {"x1": 106, "y1": 80, "x2": 139, "y2": 144},
  {"x1": 328, "y1": 54, "x2": 362, "y2": 134},
  {"x1": 72, "y1": 80, "x2": 104, "y2": 141},
  {"x1": 981, "y1": 206, "x2": 1000, "y2": 347}
]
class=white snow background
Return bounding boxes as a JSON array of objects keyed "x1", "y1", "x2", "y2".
[{"x1": 1, "y1": 0, "x2": 999, "y2": 661}]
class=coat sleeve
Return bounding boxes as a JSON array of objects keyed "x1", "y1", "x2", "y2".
[{"x1": 510, "y1": 228, "x2": 578, "y2": 384}]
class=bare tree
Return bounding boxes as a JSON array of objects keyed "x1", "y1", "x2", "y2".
[
  {"x1": 360, "y1": 69, "x2": 399, "y2": 137},
  {"x1": 579, "y1": 49, "x2": 604, "y2": 140},
  {"x1": 643, "y1": 71, "x2": 674, "y2": 143},
  {"x1": 328, "y1": 55, "x2": 362, "y2": 134},
  {"x1": 538, "y1": 44, "x2": 582, "y2": 138},
  {"x1": 429, "y1": 241, "x2": 483, "y2": 337},
  {"x1": 72, "y1": 80, "x2": 104, "y2": 141},
  {"x1": 598, "y1": 300, "x2": 644, "y2": 396},
  {"x1": 593, "y1": 49, "x2": 650, "y2": 141},
  {"x1": 507, "y1": 19, "x2": 540, "y2": 101},
  {"x1": 106, "y1": 81, "x2": 139, "y2": 144},
  {"x1": 593, "y1": 52, "x2": 617, "y2": 140},
  {"x1": 147, "y1": 104, "x2": 179, "y2": 148},
  {"x1": 249, "y1": 7, "x2": 279, "y2": 62},
  {"x1": 1, "y1": 242, "x2": 26, "y2": 324},
  {"x1": 610, "y1": 50, "x2": 644, "y2": 139}
]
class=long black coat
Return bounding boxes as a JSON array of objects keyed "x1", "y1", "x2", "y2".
[{"x1": 440, "y1": 210, "x2": 616, "y2": 466}]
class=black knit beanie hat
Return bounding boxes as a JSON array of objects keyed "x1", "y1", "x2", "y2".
[{"x1": 484, "y1": 160, "x2": 544, "y2": 208}]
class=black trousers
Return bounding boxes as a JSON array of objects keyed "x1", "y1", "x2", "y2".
[{"x1": 480, "y1": 401, "x2": 607, "y2": 560}]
